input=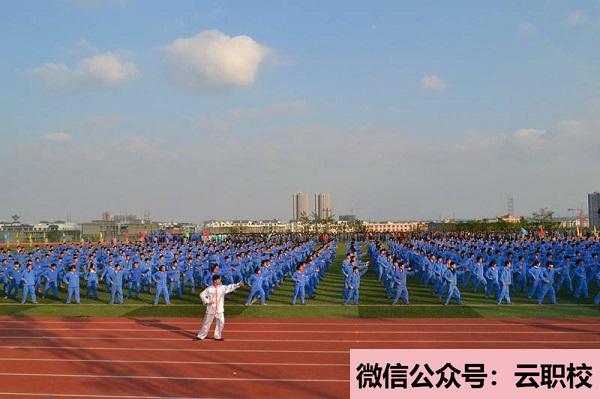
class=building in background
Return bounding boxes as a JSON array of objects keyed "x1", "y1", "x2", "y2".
[
  {"x1": 314, "y1": 192, "x2": 332, "y2": 219},
  {"x1": 292, "y1": 192, "x2": 309, "y2": 221},
  {"x1": 589, "y1": 192, "x2": 600, "y2": 230},
  {"x1": 204, "y1": 220, "x2": 288, "y2": 234},
  {"x1": 339, "y1": 214, "x2": 357, "y2": 222},
  {"x1": 364, "y1": 221, "x2": 428, "y2": 233},
  {"x1": 81, "y1": 213, "x2": 158, "y2": 241}
]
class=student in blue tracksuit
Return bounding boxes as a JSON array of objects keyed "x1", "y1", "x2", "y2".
[
  {"x1": 21, "y1": 263, "x2": 38, "y2": 304},
  {"x1": 42, "y1": 263, "x2": 60, "y2": 299},
  {"x1": 245, "y1": 268, "x2": 266, "y2": 306},
  {"x1": 344, "y1": 265, "x2": 368, "y2": 305},
  {"x1": 527, "y1": 261, "x2": 543, "y2": 299},
  {"x1": 108, "y1": 264, "x2": 125, "y2": 304},
  {"x1": 594, "y1": 270, "x2": 600, "y2": 305},
  {"x1": 537, "y1": 262, "x2": 561, "y2": 304},
  {"x1": 126, "y1": 262, "x2": 143, "y2": 299},
  {"x1": 168, "y1": 262, "x2": 183, "y2": 300},
  {"x1": 513, "y1": 256, "x2": 528, "y2": 293},
  {"x1": 497, "y1": 261, "x2": 512, "y2": 305},
  {"x1": 471, "y1": 257, "x2": 486, "y2": 293},
  {"x1": 6, "y1": 263, "x2": 22, "y2": 300},
  {"x1": 392, "y1": 261, "x2": 413, "y2": 305},
  {"x1": 85, "y1": 265, "x2": 99, "y2": 299},
  {"x1": 291, "y1": 264, "x2": 306, "y2": 305},
  {"x1": 485, "y1": 261, "x2": 500, "y2": 301},
  {"x1": 573, "y1": 259, "x2": 588, "y2": 299},
  {"x1": 153, "y1": 265, "x2": 170, "y2": 305},
  {"x1": 443, "y1": 261, "x2": 463, "y2": 305},
  {"x1": 63, "y1": 266, "x2": 80, "y2": 304},
  {"x1": 182, "y1": 258, "x2": 196, "y2": 294}
]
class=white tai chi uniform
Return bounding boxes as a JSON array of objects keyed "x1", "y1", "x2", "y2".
[{"x1": 197, "y1": 282, "x2": 243, "y2": 339}]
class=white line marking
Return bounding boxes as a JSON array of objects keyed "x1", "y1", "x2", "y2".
[
  {"x1": 0, "y1": 328, "x2": 597, "y2": 334},
  {"x1": 0, "y1": 372, "x2": 349, "y2": 383},
  {"x1": 0, "y1": 358, "x2": 347, "y2": 366},
  {"x1": 0, "y1": 303, "x2": 596, "y2": 306},
  {"x1": 0, "y1": 337, "x2": 598, "y2": 343},
  {"x1": 0, "y1": 345, "x2": 349, "y2": 353},
  {"x1": 0, "y1": 320, "x2": 598, "y2": 326}
]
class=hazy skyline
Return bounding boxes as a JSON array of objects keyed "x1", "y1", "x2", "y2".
[{"x1": 1, "y1": 0, "x2": 600, "y2": 223}]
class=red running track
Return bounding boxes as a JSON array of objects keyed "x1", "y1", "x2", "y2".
[{"x1": 0, "y1": 317, "x2": 598, "y2": 399}]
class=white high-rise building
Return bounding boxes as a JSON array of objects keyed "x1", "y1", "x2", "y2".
[
  {"x1": 293, "y1": 192, "x2": 309, "y2": 220},
  {"x1": 314, "y1": 192, "x2": 332, "y2": 219}
]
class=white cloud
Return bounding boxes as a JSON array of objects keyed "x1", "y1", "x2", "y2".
[
  {"x1": 42, "y1": 132, "x2": 71, "y2": 142},
  {"x1": 421, "y1": 75, "x2": 448, "y2": 91},
  {"x1": 566, "y1": 10, "x2": 587, "y2": 27},
  {"x1": 162, "y1": 30, "x2": 269, "y2": 90},
  {"x1": 26, "y1": 52, "x2": 139, "y2": 90}
]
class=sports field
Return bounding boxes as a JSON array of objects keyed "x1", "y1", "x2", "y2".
[{"x1": 2, "y1": 244, "x2": 599, "y2": 318}]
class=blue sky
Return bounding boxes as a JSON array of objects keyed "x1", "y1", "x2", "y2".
[{"x1": 1, "y1": 0, "x2": 599, "y2": 223}]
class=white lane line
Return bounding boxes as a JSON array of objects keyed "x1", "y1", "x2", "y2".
[
  {"x1": 0, "y1": 337, "x2": 598, "y2": 343},
  {"x1": 0, "y1": 320, "x2": 598, "y2": 326},
  {"x1": 0, "y1": 345, "x2": 349, "y2": 353},
  {"x1": 0, "y1": 372, "x2": 349, "y2": 383},
  {"x1": 0, "y1": 393, "x2": 218, "y2": 399},
  {"x1": 0, "y1": 328, "x2": 597, "y2": 334},
  {"x1": 0, "y1": 358, "x2": 347, "y2": 366},
  {"x1": 0, "y1": 303, "x2": 596, "y2": 306}
]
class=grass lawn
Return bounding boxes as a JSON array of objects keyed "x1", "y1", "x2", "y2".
[{"x1": 1, "y1": 243, "x2": 599, "y2": 318}]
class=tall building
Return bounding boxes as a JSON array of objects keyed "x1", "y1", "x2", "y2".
[
  {"x1": 589, "y1": 192, "x2": 600, "y2": 230},
  {"x1": 292, "y1": 192, "x2": 309, "y2": 220},
  {"x1": 314, "y1": 192, "x2": 332, "y2": 219}
]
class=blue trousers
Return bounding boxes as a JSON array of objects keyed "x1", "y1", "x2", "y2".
[
  {"x1": 183, "y1": 276, "x2": 195, "y2": 293},
  {"x1": 66, "y1": 286, "x2": 80, "y2": 304},
  {"x1": 528, "y1": 280, "x2": 540, "y2": 298},
  {"x1": 486, "y1": 281, "x2": 500, "y2": 300},
  {"x1": 246, "y1": 286, "x2": 265, "y2": 305},
  {"x1": 445, "y1": 286, "x2": 461, "y2": 305},
  {"x1": 43, "y1": 281, "x2": 59, "y2": 299},
  {"x1": 126, "y1": 281, "x2": 141, "y2": 299},
  {"x1": 537, "y1": 283, "x2": 556, "y2": 304},
  {"x1": 514, "y1": 274, "x2": 527, "y2": 293},
  {"x1": 393, "y1": 285, "x2": 409, "y2": 305},
  {"x1": 575, "y1": 279, "x2": 588, "y2": 298},
  {"x1": 472, "y1": 276, "x2": 486, "y2": 293},
  {"x1": 86, "y1": 282, "x2": 98, "y2": 298},
  {"x1": 292, "y1": 284, "x2": 305, "y2": 305},
  {"x1": 556, "y1": 274, "x2": 572, "y2": 293},
  {"x1": 110, "y1": 284, "x2": 124, "y2": 304},
  {"x1": 497, "y1": 284, "x2": 511, "y2": 304},
  {"x1": 345, "y1": 288, "x2": 359, "y2": 305},
  {"x1": 154, "y1": 285, "x2": 170, "y2": 305},
  {"x1": 21, "y1": 284, "x2": 37, "y2": 304}
]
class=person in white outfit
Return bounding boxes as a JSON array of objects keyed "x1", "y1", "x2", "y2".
[{"x1": 195, "y1": 275, "x2": 243, "y2": 341}]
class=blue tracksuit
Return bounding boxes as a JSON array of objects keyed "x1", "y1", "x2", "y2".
[
  {"x1": 574, "y1": 265, "x2": 588, "y2": 299},
  {"x1": 107, "y1": 269, "x2": 125, "y2": 304},
  {"x1": 42, "y1": 268, "x2": 60, "y2": 299},
  {"x1": 537, "y1": 267, "x2": 560, "y2": 304},
  {"x1": 393, "y1": 268, "x2": 412, "y2": 305},
  {"x1": 344, "y1": 269, "x2": 367, "y2": 305},
  {"x1": 291, "y1": 270, "x2": 305, "y2": 305},
  {"x1": 168, "y1": 268, "x2": 183, "y2": 299},
  {"x1": 485, "y1": 266, "x2": 500, "y2": 300},
  {"x1": 63, "y1": 271, "x2": 80, "y2": 304},
  {"x1": 444, "y1": 268, "x2": 463, "y2": 305},
  {"x1": 153, "y1": 271, "x2": 170, "y2": 305},
  {"x1": 21, "y1": 269, "x2": 37, "y2": 304},
  {"x1": 85, "y1": 270, "x2": 99, "y2": 298},
  {"x1": 498, "y1": 266, "x2": 512, "y2": 304},
  {"x1": 245, "y1": 273, "x2": 266, "y2": 305},
  {"x1": 527, "y1": 267, "x2": 542, "y2": 298}
]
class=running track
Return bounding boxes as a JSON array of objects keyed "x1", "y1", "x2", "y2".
[{"x1": 0, "y1": 317, "x2": 598, "y2": 399}]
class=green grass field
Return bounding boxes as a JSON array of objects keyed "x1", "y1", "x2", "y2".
[{"x1": 2, "y1": 243, "x2": 599, "y2": 318}]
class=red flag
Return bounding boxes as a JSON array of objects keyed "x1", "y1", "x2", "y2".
[{"x1": 539, "y1": 226, "x2": 545, "y2": 237}]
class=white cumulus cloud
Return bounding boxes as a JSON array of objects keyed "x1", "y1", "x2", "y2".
[
  {"x1": 162, "y1": 30, "x2": 269, "y2": 90},
  {"x1": 26, "y1": 52, "x2": 139, "y2": 90},
  {"x1": 421, "y1": 75, "x2": 448, "y2": 91},
  {"x1": 42, "y1": 132, "x2": 71, "y2": 142}
]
